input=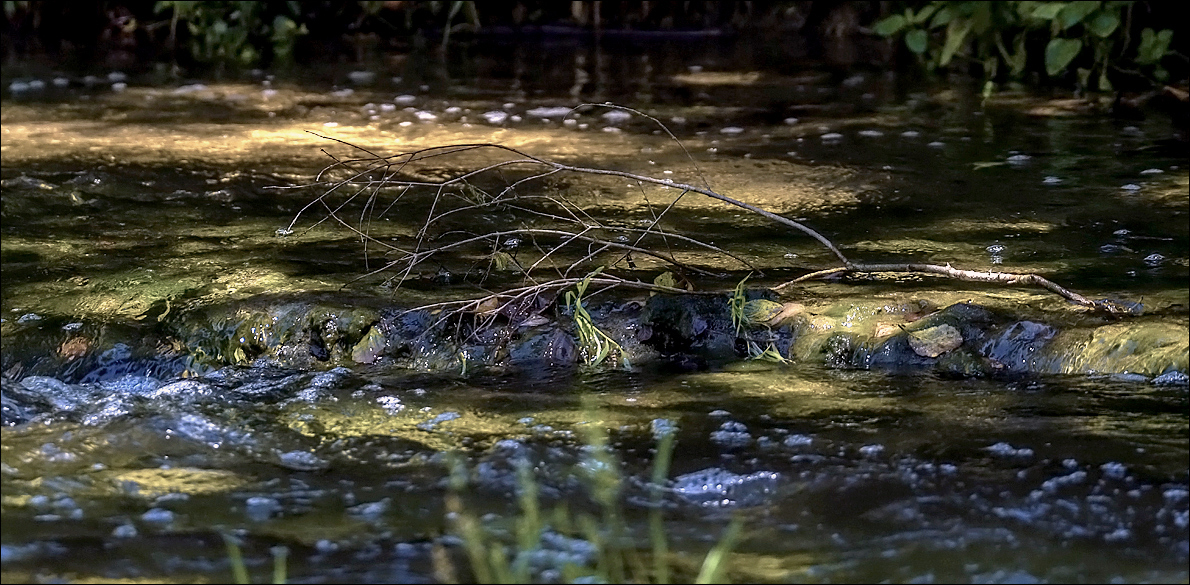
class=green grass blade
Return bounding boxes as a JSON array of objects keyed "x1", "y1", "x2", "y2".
[
  {"x1": 222, "y1": 533, "x2": 251, "y2": 585},
  {"x1": 695, "y1": 516, "x2": 743, "y2": 584}
]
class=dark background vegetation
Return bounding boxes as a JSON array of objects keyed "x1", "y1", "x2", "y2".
[{"x1": 3, "y1": 1, "x2": 1186, "y2": 95}]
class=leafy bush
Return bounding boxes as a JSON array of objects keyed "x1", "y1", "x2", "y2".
[
  {"x1": 155, "y1": 1, "x2": 307, "y2": 67},
  {"x1": 873, "y1": 1, "x2": 1181, "y2": 94}
]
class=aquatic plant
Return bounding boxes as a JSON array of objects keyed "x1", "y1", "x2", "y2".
[
  {"x1": 443, "y1": 420, "x2": 743, "y2": 583},
  {"x1": 222, "y1": 534, "x2": 288, "y2": 584},
  {"x1": 566, "y1": 268, "x2": 629, "y2": 369}
]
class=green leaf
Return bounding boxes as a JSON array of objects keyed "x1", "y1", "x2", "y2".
[
  {"x1": 1086, "y1": 10, "x2": 1119, "y2": 37},
  {"x1": 1045, "y1": 37, "x2": 1083, "y2": 76},
  {"x1": 939, "y1": 18, "x2": 973, "y2": 66},
  {"x1": 971, "y1": 2, "x2": 992, "y2": 35},
  {"x1": 905, "y1": 29, "x2": 929, "y2": 54},
  {"x1": 1136, "y1": 28, "x2": 1173, "y2": 65},
  {"x1": 909, "y1": 4, "x2": 938, "y2": 25},
  {"x1": 1016, "y1": 1, "x2": 1040, "y2": 19},
  {"x1": 1098, "y1": 68, "x2": 1113, "y2": 91},
  {"x1": 1058, "y1": 1, "x2": 1101, "y2": 29},
  {"x1": 1008, "y1": 31, "x2": 1029, "y2": 75},
  {"x1": 873, "y1": 14, "x2": 907, "y2": 37},
  {"x1": 1031, "y1": 3, "x2": 1068, "y2": 21},
  {"x1": 929, "y1": 5, "x2": 954, "y2": 28}
]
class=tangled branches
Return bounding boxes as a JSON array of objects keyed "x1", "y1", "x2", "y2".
[{"x1": 278, "y1": 105, "x2": 1139, "y2": 326}]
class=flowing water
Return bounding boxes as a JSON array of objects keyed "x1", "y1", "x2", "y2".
[{"x1": 2, "y1": 38, "x2": 1188, "y2": 583}]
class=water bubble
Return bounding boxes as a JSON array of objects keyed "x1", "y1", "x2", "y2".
[
  {"x1": 1042, "y1": 176, "x2": 1063, "y2": 185},
  {"x1": 112, "y1": 524, "x2": 138, "y2": 538},
  {"x1": 111, "y1": 82, "x2": 127, "y2": 92},
  {"x1": 141, "y1": 508, "x2": 175, "y2": 524},
  {"x1": 858, "y1": 444, "x2": 884, "y2": 457},
  {"x1": 481, "y1": 111, "x2": 509, "y2": 124},
  {"x1": 526, "y1": 106, "x2": 573, "y2": 118},
  {"x1": 842, "y1": 74, "x2": 865, "y2": 87},
  {"x1": 347, "y1": 70, "x2": 376, "y2": 85},
  {"x1": 1007, "y1": 153, "x2": 1032, "y2": 163},
  {"x1": 330, "y1": 88, "x2": 354, "y2": 98},
  {"x1": 985, "y1": 442, "x2": 1033, "y2": 458},
  {"x1": 394, "y1": 94, "x2": 417, "y2": 105},
  {"x1": 820, "y1": 132, "x2": 843, "y2": 142},
  {"x1": 1143, "y1": 253, "x2": 1165, "y2": 266},
  {"x1": 52, "y1": 77, "x2": 69, "y2": 88},
  {"x1": 1121, "y1": 183, "x2": 1141, "y2": 191},
  {"x1": 858, "y1": 129, "x2": 884, "y2": 138},
  {"x1": 784, "y1": 117, "x2": 799, "y2": 125},
  {"x1": 601, "y1": 110, "x2": 632, "y2": 124},
  {"x1": 415, "y1": 110, "x2": 437, "y2": 121},
  {"x1": 928, "y1": 141, "x2": 945, "y2": 148},
  {"x1": 901, "y1": 130, "x2": 920, "y2": 138},
  {"x1": 28, "y1": 79, "x2": 46, "y2": 91},
  {"x1": 720, "y1": 126, "x2": 745, "y2": 135},
  {"x1": 245, "y1": 496, "x2": 281, "y2": 522},
  {"x1": 107, "y1": 71, "x2": 127, "y2": 83},
  {"x1": 1139, "y1": 168, "x2": 1164, "y2": 175},
  {"x1": 376, "y1": 395, "x2": 404, "y2": 415}
]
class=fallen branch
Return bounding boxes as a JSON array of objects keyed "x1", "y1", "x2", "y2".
[
  {"x1": 775, "y1": 263, "x2": 1141, "y2": 314},
  {"x1": 288, "y1": 104, "x2": 1139, "y2": 322}
]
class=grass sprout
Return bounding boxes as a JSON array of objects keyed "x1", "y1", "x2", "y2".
[
  {"x1": 445, "y1": 417, "x2": 742, "y2": 583},
  {"x1": 566, "y1": 268, "x2": 629, "y2": 368}
]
